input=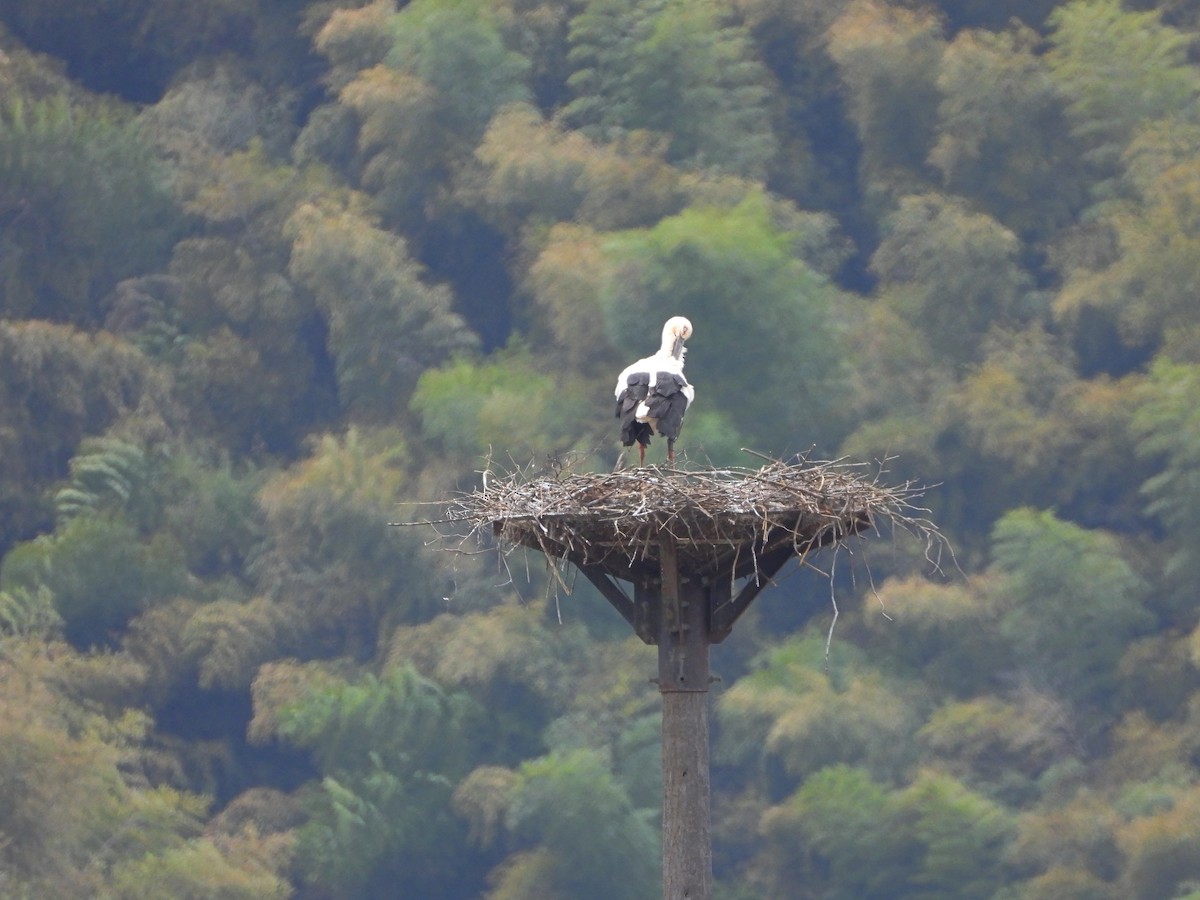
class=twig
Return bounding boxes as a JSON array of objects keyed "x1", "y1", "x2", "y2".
[{"x1": 402, "y1": 451, "x2": 948, "y2": 652}]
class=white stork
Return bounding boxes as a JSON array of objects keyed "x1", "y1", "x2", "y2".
[{"x1": 614, "y1": 316, "x2": 694, "y2": 466}]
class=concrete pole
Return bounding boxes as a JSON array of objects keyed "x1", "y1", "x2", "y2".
[{"x1": 657, "y1": 537, "x2": 713, "y2": 900}]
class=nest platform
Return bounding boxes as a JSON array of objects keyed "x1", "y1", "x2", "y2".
[
  {"x1": 435, "y1": 456, "x2": 939, "y2": 586},
  {"x1": 405, "y1": 454, "x2": 942, "y2": 899}
]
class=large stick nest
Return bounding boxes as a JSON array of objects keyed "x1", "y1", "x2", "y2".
[{"x1": 417, "y1": 454, "x2": 943, "y2": 579}]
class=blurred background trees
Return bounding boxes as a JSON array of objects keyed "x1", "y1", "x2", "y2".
[{"x1": 3, "y1": 0, "x2": 1200, "y2": 895}]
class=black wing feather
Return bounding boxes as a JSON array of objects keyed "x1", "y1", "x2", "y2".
[
  {"x1": 617, "y1": 372, "x2": 652, "y2": 447},
  {"x1": 616, "y1": 371, "x2": 691, "y2": 448},
  {"x1": 643, "y1": 372, "x2": 690, "y2": 440}
]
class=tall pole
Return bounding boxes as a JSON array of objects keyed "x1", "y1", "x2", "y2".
[{"x1": 657, "y1": 536, "x2": 713, "y2": 900}]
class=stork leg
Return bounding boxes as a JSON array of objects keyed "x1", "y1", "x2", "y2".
[
  {"x1": 667, "y1": 437, "x2": 676, "y2": 467},
  {"x1": 639, "y1": 443, "x2": 646, "y2": 466}
]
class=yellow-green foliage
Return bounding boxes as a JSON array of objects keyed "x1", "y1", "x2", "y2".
[{"x1": 3, "y1": 0, "x2": 1200, "y2": 895}]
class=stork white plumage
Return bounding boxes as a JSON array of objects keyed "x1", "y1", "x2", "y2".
[{"x1": 614, "y1": 316, "x2": 695, "y2": 466}]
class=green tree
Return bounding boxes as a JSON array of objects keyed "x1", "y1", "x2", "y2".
[
  {"x1": 286, "y1": 200, "x2": 479, "y2": 423},
  {"x1": 53, "y1": 437, "x2": 152, "y2": 528},
  {"x1": 175, "y1": 325, "x2": 319, "y2": 458},
  {"x1": 837, "y1": 298, "x2": 954, "y2": 497},
  {"x1": 917, "y1": 689, "x2": 1078, "y2": 804},
  {"x1": 991, "y1": 508, "x2": 1154, "y2": 712},
  {"x1": 727, "y1": 0, "x2": 864, "y2": 213},
  {"x1": 930, "y1": 25, "x2": 1088, "y2": 241},
  {"x1": 1133, "y1": 359, "x2": 1200, "y2": 612},
  {"x1": 2, "y1": 0, "x2": 267, "y2": 101},
  {"x1": 857, "y1": 574, "x2": 1010, "y2": 699},
  {"x1": 468, "y1": 103, "x2": 687, "y2": 235},
  {"x1": 517, "y1": 223, "x2": 617, "y2": 373},
  {"x1": 103, "y1": 838, "x2": 292, "y2": 900},
  {"x1": 752, "y1": 765, "x2": 906, "y2": 898},
  {"x1": 870, "y1": 193, "x2": 1032, "y2": 366},
  {"x1": 892, "y1": 769, "x2": 1014, "y2": 899},
  {"x1": 825, "y1": 0, "x2": 944, "y2": 203},
  {"x1": 0, "y1": 585, "x2": 62, "y2": 639},
  {"x1": 385, "y1": 0, "x2": 532, "y2": 149},
  {"x1": 159, "y1": 453, "x2": 265, "y2": 580},
  {"x1": 320, "y1": 0, "x2": 532, "y2": 227},
  {"x1": 137, "y1": 61, "x2": 298, "y2": 191},
  {"x1": 0, "y1": 515, "x2": 186, "y2": 650},
  {"x1": 565, "y1": 0, "x2": 777, "y2": 178},
  {"x1": 924, "y1": 0, "x2": 1060, "y2": 31},
  {"x1": 0, "y1": 642, "x2": 272, "y2": 898},
  {"x1": 160, "y1": 146, "x2": 337, "y2": 455},
  {"x1": 1008, "y1": 792, "x2": 1122, "y2": 896},
  {"x1": 388, "y1": 604, "x2": 583, "y2": 765},
  {"x1": 0, "y1": 96, "x2": 178, "y2": 323},
  {"x1": 182, "y1": 596, "x2": 291, "y2": 692},
  {"x1": 1114, "y1": 119, "x2": 1200, "y2": 360},
  {"x1": 717, "y1": 635, "x2": 925, "y2": 786},
  {"x1": 753, "y1": 765, "x2": 1012, "y2": 899},
  {"x1": 1117, "y1": 786, "x2": 1200, "y2": 900},
  {"x1": 537, "y1": 637, "x2": 663, "y2": 799},
  {"x1": 0, "y1": 321, "x2": 172, "y2": 557},
  {"x1": 411, "y1": 345, "x2": 596, "y2": 464},
  {"x1": 843, "y1": 324, "x2": 1146, "y2": 544},
  {"x1": 1012, "y1": 867, "x2": 1119, "y2": 900},
  {"x1": 948, "y1": 327, "x2": 1078, "y2": 475},
  {"x1": 252, "y1": 661, "x2": 485, "y2": 897},
  {"x1": 308, "y1": 0, "x2": 396, "y2": 93},
  {"x1": 251, "y1": 429, "x2": 453, "y2": 658},
  {"x1": 1056, "y1": 119, "x2": 1200, "y2": 362},
  {"x1": 1047, "y1": 0, "x2": 1200, "y2": 192},
  {"x1": 499, "y1": 748, "x2": 659, "y2": 900}
]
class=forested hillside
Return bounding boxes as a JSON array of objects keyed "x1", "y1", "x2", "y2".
[{"x1": 2, "y1": 0, "x2": 1200, "y2": 896}]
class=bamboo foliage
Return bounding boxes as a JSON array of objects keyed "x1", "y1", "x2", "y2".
[{"x1": 2, "y1": 0, "x2": 1200, "y2": 894}]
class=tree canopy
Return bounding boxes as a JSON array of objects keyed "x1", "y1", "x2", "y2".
[{"x1": 2, "y1": 0, "x2": 1200, "y2": 895}]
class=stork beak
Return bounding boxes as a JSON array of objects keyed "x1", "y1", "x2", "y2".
[{"x1": 671, "y1": 334, "x2": 685, "y2": 359}]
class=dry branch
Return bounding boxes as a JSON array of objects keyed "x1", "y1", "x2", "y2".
[{"x1": 397, "y1": 453, "x2": 946, "y2": 583}]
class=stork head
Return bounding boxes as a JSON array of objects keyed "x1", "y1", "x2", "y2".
[{"x1": 662, "y1": 316, "x2": 693, "y2": 359}]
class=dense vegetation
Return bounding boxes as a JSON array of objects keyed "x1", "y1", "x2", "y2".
[{"x1": 2, "y1": 0, "x2": 1200, "y2": 896}]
